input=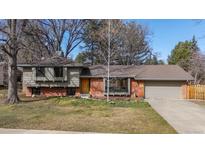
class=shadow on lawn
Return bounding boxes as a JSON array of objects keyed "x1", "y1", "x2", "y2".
[
  {"x1": 0, "y1": 97, "x2": 52, "y2": 104},
  {"x1": 20, "y1": 96, "x2": 52, "y2": 103}
]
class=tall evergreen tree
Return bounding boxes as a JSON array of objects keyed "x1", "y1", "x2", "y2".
[
  {"x1": 168, "y1": 36, "x2": 205, "y2": 83},
  {"x1": 168, "y1": 40, "x2": 193, "y2": 71}
]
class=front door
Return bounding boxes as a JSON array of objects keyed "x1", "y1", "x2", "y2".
[{"x1": 81, "y1": 78, "x2": 90, "y2": 94}]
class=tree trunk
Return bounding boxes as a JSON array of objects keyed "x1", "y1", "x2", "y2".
[
  {"x1": 5, "y1": 55, "x2": 19, "y2": 103},
  {"x1": 194, "y1": 72, "x2": 198, "y2": 84}
]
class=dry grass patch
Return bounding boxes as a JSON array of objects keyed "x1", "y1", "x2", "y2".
[{"x1": 0, "y1": 89, "x2": 176, "y2": 133}]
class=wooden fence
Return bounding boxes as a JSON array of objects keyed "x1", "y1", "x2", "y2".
[{"x1": 185, "y1": 85, "x2": 205, "y2": 100}]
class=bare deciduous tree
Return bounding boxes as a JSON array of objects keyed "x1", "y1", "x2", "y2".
[
  {"x1": 81, "y1": 19, "x2": 121, "y2": 64},
  {"x1": 0, "y1": 19, "x2": 28, "y2": 103},
  {"x1": 79, "y1": 19, "x2": 152, "y2": 65},
  {"x1": 26, "y1": 19, "x2": 85, "y2": 58},
  {"x1": 117, "y1": 22, "x2": 151, "y2": 65},
  {"x1": 189, "y1": 51, "x2": 205, "y2": 84}
]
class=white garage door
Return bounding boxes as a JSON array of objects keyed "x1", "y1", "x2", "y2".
[{"x1": 145, "y1": 81, "x2": 184, "y2": 99}]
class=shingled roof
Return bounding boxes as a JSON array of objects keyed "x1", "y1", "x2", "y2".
[
  {"x1": 80, "y1": 65, "x2": 194, "y2": 81},
  {"x1": 18, "y1": 56, "x2": 84, "y2": 67}
]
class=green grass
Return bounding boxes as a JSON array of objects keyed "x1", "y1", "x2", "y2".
[{"x1": 0, "y1": 89, "x2": 176, "y2": 133}]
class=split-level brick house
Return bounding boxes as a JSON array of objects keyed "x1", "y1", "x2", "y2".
[{"x1": 19, "y1": 57, "x2": 193, "y2": 99}]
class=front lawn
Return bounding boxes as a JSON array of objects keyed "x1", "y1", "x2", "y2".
[{"x1": 0, "y1": 89, "x2": 176, "y2": 133}]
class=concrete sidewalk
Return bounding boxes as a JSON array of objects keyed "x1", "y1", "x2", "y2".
[{"x1": 0, "y1": 128, "x2": 93, "y2": 134}]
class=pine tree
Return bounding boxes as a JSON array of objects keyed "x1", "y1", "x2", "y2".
[{"x1": 168, "y1": 40, "x2": 194, "y2": 71}]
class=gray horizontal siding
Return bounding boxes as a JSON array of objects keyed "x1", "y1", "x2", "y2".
[
  {"x1": 23, "y1": 67, "x2": 80, "y2": 87},
  {"x1": 68, "y1": 68, "x2": 80, "y2": 87}
]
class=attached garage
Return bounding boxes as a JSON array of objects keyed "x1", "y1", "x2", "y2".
[
  {"x1": 145, "y1": 81, "x2": 185, "y2": 99},
  {"x1": 80, "y1": 65, "x2": 194, "y2": 99}
]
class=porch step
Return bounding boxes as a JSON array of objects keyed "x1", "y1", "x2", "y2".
[{"x1": 80, "y1": 94, "x2": 90, "y2": 99}]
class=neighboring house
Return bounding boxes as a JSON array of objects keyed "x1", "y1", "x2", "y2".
[
  {"x1": 0, "y1": 62, "x2": 7, "y2": 86},
  {"x1": 0, "y1": 62, "x2": 22, "y2": 87},
  {"x1": 19, "y1": 58, "x2": 194, "y2": 99}
]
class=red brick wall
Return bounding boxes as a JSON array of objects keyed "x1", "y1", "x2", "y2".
[
  {"x1": 75, "y1": 87, "x2": 81, "y2": 97},
  {"x1": 41, "y1": 87, "x2": 67, "y2": 97},
  {"x1": 131, "y1": 79, "x2": 144, "y2": 98},
  {"x1": 23, "y1": 87, "x2": 67, "y2": 97},
  {"x1": 90, "y1": 78, "x2": 104, "y2": 98},
  {"x1": 23, "y1": 86, "x2": 81, "y2": 97},
  {"x1": 24, "y1": 87, "x2": 32, "y2": 97},
  {"x1": 89, "y1": 78, "x2": 145, "y2": 98},
  {"x1": 23, "y1": 79, "x2": 145, "y2": 98}
]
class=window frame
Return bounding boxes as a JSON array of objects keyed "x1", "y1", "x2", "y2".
[
  {"x1": 36, "y1": 67, "x2": 45, "y2": 77},
  {"x1": 104, "y1": 78, "x2": 130, "y2": 95},
  {"x1": 32, "y1": 87, "x2": 41, "y2": 96},
  {"x1": 67, "y1": 87, "x2": 76, "y2": 96},
  {"x1": 54, "y1": 67, "x2": 64, "y2": 78}
]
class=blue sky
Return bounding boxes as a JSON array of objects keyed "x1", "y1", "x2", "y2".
[
  {"x1": 70, "y1": 19, "x2": 205, "y2": 63},
  {"x1": 136, "y1": 19, "x2": 205, "y2": 62}
]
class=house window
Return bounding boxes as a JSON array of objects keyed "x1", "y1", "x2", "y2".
[
  {"x1": 54, "y1": 67, "x2": 63, "y2": 77},
  {"x1": 67, "y1": 88, "x2": 76, "y2": 96},
  {"x1": 105, "y1": 78, "x2": 129, "y2": 93},
  {"x1": 36, "y1": 67, "x2": 45, "y2": 77},
  {"x1": 32, "y1": 87, "x2": 41, "y2": 95}
]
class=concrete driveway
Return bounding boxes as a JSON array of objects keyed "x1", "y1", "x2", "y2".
[{"x1": 148, "y1": 98, "x2": 205, "y2": 133}]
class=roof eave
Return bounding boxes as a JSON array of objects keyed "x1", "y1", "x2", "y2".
[
  {"x1": 17, "y1": 64, "x2": 88, "y2": 68},
  {"x1": 134, "y1": 77, "x2": 194, "y2": 81},
  {"x1": 80, "y1": 75, "x2": 135, "y2": 78}
]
